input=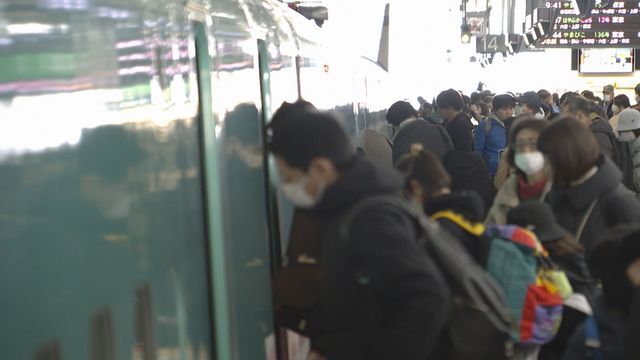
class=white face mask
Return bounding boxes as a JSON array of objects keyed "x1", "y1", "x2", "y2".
[
  {"x1": 619, "y1": 131, "x2": 637, "y2": 143},
  {"x1": 534, "y1": 110, "x2": 545, "y2": 120},
  {"x1": 612, "y1": 104, "x2": 620, "y2": 115},
  {"x1": 604, "y1": 95, "x2": 612, "y2": 102},
  {"x1": 515, "y1": 151, "x2": 545, "y2": 175},
  {"x1": 280, "y1": 175, "x2": 325, "y2": 209}
]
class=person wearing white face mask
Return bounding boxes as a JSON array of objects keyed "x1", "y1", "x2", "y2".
[
  {"x1": 608, "y1": 94, "x2": 631, "y2": 134},
  {"x1": 603, "y1": 84, "x2": 615, "y2": 120},
  {"x1": 516, "y1": 91, "x2": 546, "y2": 120},
  {"x1": 486, "y1": 119, "x2": 551, "y2": 225},
  {"x1": 616, "y1": 108, "x2": 640, "y2": 197},
  {"x1": 268, "y1": 101, "x2": 451, "y2": 360},
  {"x1": 633, "y1": 83, "x2": 640, "y2": 112}
]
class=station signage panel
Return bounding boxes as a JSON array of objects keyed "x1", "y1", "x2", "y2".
[
  {"x1": 476, "y1": 34, "x2": 508, "y2": 53},
  {"x1": 537, "y1": 0, "x2": 640, "y2": 47}
]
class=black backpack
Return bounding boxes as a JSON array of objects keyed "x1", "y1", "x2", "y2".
[{"x1": 340, "y1": 195, "x2": 513, "y2": 360}]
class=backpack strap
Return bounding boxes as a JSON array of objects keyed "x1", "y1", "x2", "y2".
[
  {"x1": 575, "y1": 199, "x2": 598, "y2": 244},
  {"x1": 430, "y1": 210, "x2": 486, "y2": 236},
  {"x1": 584, "y1": 316, "x2": 603, "y2": 360}
]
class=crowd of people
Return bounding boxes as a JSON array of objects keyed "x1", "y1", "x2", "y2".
[{"x1": 269, "y1": 84, "x2": 640, "y2": 360}]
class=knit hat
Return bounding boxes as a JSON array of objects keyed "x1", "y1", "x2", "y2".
[{"x1": 617, "y1": 108, "x2": 640, "y2": 132}]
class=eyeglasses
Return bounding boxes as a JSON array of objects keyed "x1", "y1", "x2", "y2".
[{"x1": 513, "y1": 140, "x2": 538, "y2": 152}]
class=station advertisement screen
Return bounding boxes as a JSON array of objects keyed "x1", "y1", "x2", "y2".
[
  {"x1": 538, "y1": 0, "x2": 640, "y2": 48},
  {"x1": 579, "y1": 48, "x2": 634, "y2": 74}
]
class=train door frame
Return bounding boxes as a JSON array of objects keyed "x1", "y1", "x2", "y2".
[
  {"x1": 189, "y1": 6, "x2": 232, "y2": 360},
  {"x1": 256, "y1": 39, "x2": 284, "y2": 278},
  {"x1": 257, "y1": 38, "x2": 292, "y2": 360}
]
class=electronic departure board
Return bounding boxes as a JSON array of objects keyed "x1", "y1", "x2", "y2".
[{"x1": 538, "y1": 0, "x2": 640, "y2": 47}]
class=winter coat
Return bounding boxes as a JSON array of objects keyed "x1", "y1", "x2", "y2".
[
  {"x1": 624, "y1": 288, "x2": 640, "y2": 360},
  {"x1": 442, "y1": 150, "x2": 495, "y2": 212},
  {"x1": 424, "y1": 191, "x2": 491, "y2": 266},
  {"x1": 361, "y1": 128, "x2": 393, "y2": 169},
  {"x1": 590, "y1": 117, "x2": 615, "y2": 160},
  {"x1": 392, "y1": 118, "x2": 453, "y2": 164},
  {"x1": 631, "y1": 136, "x2": 640, "y2": 197},
  {"x1": 545, "y1": 155, "x2": 640, "y2": 255},
  {"x1": 445, "y1": 112, "x2": 475, "y2": 152},
  {"x1": 485, "y1": 173, "x2": 552, "y2": 225},
  {"x1": 562, "y1": 297, "x2": 626, "y2": 360},
  {"x1": 474, "y1": 114, "x2": 507, "y2": 176},
  {"x1": 312, "y1": 155, "x2": 450, "y2": 360}
]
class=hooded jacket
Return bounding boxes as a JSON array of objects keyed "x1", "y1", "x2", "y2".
[
  {"x1": 312, "y1": 156, "x2": 450, "y2": 360},
  {"x1": 474, "y1": 113, "x2": 507, "y2": 176},
  {"x1": 392, "y1": 117, "x2": 453, "y2": 163},
  {"x1": 545, "y1": 156, "x2": 640, "y2": 255},
  {"x1": 425, "y1": 191, "x2": 490, "y2": 266},
  {"x1": 590, "y1": 117, "x2": 615, "y2": 160},
  {"x1": 485, "y1": 173, "x2": 552, "y2": 225},
  {"x1": 445, "y1": 112, "x2": 475, "y2": 152},
  {"x1": 442, "y1": 150, "x2": 496, "y2": 212}
]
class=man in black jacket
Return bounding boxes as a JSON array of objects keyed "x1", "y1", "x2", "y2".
[
  {"x1": 268, "y1": 101, "x2": 450, "y2": 360},
  {"x1": 561, "y1": 95, "x2": 615, "y2": 159},
  {"x1": 386, "y1": 100, "x2": 454, "y2": 163},
  {"x1": 436, "y1": 89, "x2": 475, "y2": 152}
]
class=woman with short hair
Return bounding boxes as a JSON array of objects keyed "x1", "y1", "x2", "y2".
[
  {"x1": 539, "y1": 117, "x2": 640, "y2": 254},
  {"x1": 486, "y1": 118, "x2": 551, "y2": 224}
]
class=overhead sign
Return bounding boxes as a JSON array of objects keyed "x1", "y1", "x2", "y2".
[
  {"x1": 476, "y1": 34, "x2": 507, "y2": 54},
  {"x1": 579, "y1": 48, "x2": 634, "y2": 73},
  {"x1": 537, "y1": 0, "x2": 640, "y2": 47}
]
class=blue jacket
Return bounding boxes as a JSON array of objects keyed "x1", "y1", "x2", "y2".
[{"x1": 474, "y1": 114, "x2": 507, "y2": 176}]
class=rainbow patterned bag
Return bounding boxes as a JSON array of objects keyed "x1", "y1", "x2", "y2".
[{"x1": 484, "y1": 225, "x2": 565, "y2": 345}]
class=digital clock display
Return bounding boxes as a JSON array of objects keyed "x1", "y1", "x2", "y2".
[{"x1": 537, "y1": 0, "x2": 640, "y2": 47}]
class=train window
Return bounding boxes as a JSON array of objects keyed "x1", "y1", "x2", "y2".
[
  {"x1": 90, "y1": 308, "x2": 114, "y2": 360},
  {"x1": 33, "y1": 339, "x2": 62, "y2": 360},
  {"x1": 134, "y1": 285, "x2": 156, "y2": 360}
]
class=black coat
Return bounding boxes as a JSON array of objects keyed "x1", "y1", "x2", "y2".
[
  {"x1": 424, "y1": 191, "x2": 490, "y2": 266},
  {"x1": 590, "y1": 117, "x2": 615, "y2": 160},
  {"x1": 545, "y1": 156, "x2": 640, "y2": 255},
  {"x1": 624, "y1": 288, "x2": 640, "y2": 360},
  {"x1": 392, "y1": 118, "x2": 453, "y2": 163},
  {"x1": 445, "y1": 112, "x2": 475, "y2": 152},
  {"x1": 442, "y1": 150, "x2": 496, "y2": 212},
  {"x1": 311, "y1": 156, "x2": 450, "y2": 360},
  {"x1": 562, "y1": 297, "x2": 626, "y2": 360}
]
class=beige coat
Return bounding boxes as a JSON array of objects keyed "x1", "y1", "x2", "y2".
[{"x1": 485, "y1": 173, "x2": 552, "y2": 225}]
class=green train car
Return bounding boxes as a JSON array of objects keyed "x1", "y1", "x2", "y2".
[{"x1": 0, "y1": 0, "x2": 391, "y2": 359}]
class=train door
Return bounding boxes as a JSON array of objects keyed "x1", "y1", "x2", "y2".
[
  {"x1": 191, "y1": 16, "x2": 230, "y2": 360},
  {"x1": 258, "y1": 39, "x2": 314, "y2": 360}
]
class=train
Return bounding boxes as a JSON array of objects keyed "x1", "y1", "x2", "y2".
[{"x1": 0, "y1": 0, "x2": 392, "y2": 359}]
